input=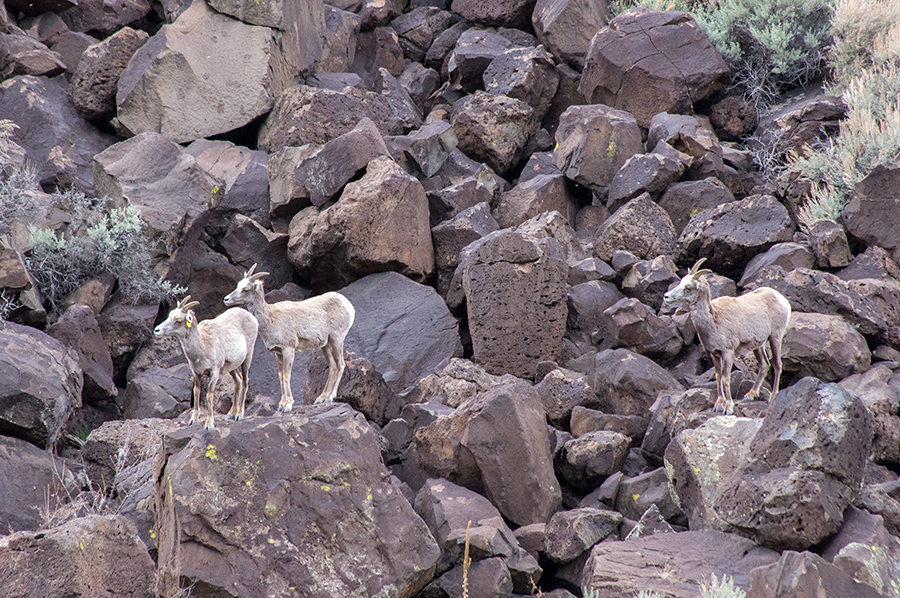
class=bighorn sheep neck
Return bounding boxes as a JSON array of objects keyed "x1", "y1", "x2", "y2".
[
  {"x1": 223, "y1": 264, "x2": 356, "y2": 411},
  {"x1": 153, "y1": 295, "x2": 259, "y2": 429},
  {"x1": 662, "y1": 258, "x2": 792, "y2": 415}
]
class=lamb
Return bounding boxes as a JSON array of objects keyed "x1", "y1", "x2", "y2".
[
  {"x1": 153, "y1": 296, "x2": 259, "y2": 429},
  {"x1": 661, "y1": 258, "x2": 792, "y2": 415},
  {"x1": 223, "y1": 265, "x2": 356, "y2": 411}
]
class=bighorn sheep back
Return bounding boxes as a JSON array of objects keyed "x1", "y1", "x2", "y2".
[
  {"x1": 153, "y1": 296, "x2": 259, "y2": 429},
  {"x1": 662, "y1": 258, "x2": 792, "y2": 415},
  {"x1": 223, "y1": 265, "x2": 356, "y2": 411}
]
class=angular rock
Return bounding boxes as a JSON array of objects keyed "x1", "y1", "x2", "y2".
[
  {"x1": 46, "y1": 304, "x2": 116, "y2": 403},
  {"x1": 495, "y1": 173, "x2": 576, "y2": 229},
  {"x1": 455, "y1": 221, "x2": 568, "y2": 378},
  {"x1": 5, "y1": 0, "x2": 74, "y2": 15},
  {"x1": 359, "y1": 0, "x2": 405, "y2": 29},
  {"x1": 451, "y1": 91, "x2": 536, "y2": 175},
  {"x1": 647, "y1": 112, "x2": 726, "y2": 182},
  {"x1": 432, "y1": 202, "x2": 500, "y2": 296},
  {"x1": 556, "y1": 431, "x2": 631, "y2": 489},
  {"x1": 287, "y1": 156, "x2": 434, "y2": 289},
  {"x1": 657, "y1": 177, "x2": 735, "y2": 235},
  {"x1": 568, "y1": 348, "x2": 684, "y2": 417},
  {"x1": 532, "y1": 0, "x2": 607, "y2": 69},
  {"x1": 751, "y1": 90, "x2": 846, "y2": 159},
  {"x1": 664, "y1": 416, "x2": 762, "y2": 531},
  {"x1": 450, "y1": 0, "x2": 535, "y2": 28},
  {"x1": 116, "y1": 0, "x2": 276, "y2": 142},
  {"x1": 316, "y1": 6, "x2": 360, "y2": 73},
  {"x1": 748, "y1": 550, "x2": 885, "y2": 598},
  {"x1": 92, "y1": 133, "x2": 222, "y2": 263},
  {"x1": 715, "y1": 378, "x2": 874, "y2": 550},
  {"x1": 0, "y1": 515, "x2": 156, "y2": 598},
  {"x1": 422, "y1": 557, "x2": 513, "y2": 598},
  {"x1": 352, "y1": 28, "x2": 406, "y2": 84},
  {"x1": 0, "y1": 32, "x2": 66, "y2": 79},
  {"x1": 0, "y1": 75, "x2": 115, "y2": 193},
  {"x1": 428, "y1": 169, "x2": 502, "y2": 226},
  {"x1": 305, "y1": 351, "x2": 395, "y2": 425},
  {"x1": 259, "y1": 83, "x2": 421, "y2": 153},
  {"x1": 415, "y1": 377, "x2": 562, "y2": 526},
  {"x1": 837, "y1": 246, "x2": 900, "y2": 283},
  {"x1": 155, "y1": 403, "x2": 440, "y2": 598},
  {"x1": 567, "y1": 257, "x2": 615, "y2": 286},
  {"x1": 843, "y1": 163, "x2": 900, "y2": 263},
  {"x1": 535, "y1": 369, "x2": 599, "y2": 427},
  {"x1": 82, "y1": 418, "x2": 179, "y2": 493},
  {"x1": 593, "y1": 193, "x2": 678, "y2": 262},
  {"x1": 0, "y1": 435, "x2": 79, "y2": 533},
  {"x1": 607, "y1": 153, "x2": 685, "y2": 213},
  {"x1": 483, "y1": 45, "x2": 559, "y2": 119},
  {"x1": 390, "y1": 7, "x2": 457, "y2": 63},
  {"x1": 552, "y1": 103, "x2": 643, "y2": 197},
  {"x1": 0, "y1": 322, "x2": 82, "y2": 449},
  {"x1": 807, "y1": 218, "x2": 852, "y2": 269},
  {"x1": 398, "y1": 61, "x2": 441, "y2": 112},
  {"x1": 594, "y1": 297, "x2": 682, "y2": 362},
  {"x1": 782, "y1": 312, "x2": 870, "y2": 382},
  {"x1": 581, "y1": 9, "x2": 729, "y2": 127},
  {"x1": 71, "y1": 27, "x2": 149, "y2": 122},
  {"x1": 566, "y1": 280, "x2": 625, "y2": 346},
  {"x1": 640, "y1": 388, "x2": 721, "y2": 464},
  {"x1": 446, "y1": 28, "x2": 516, "y2": 91},
  {"x1": 677, "y1": 194, "x2": 794, "y2": 277},
  {"x1": 620, "y1": 255, "x2": 680, "y2": 310},
  {"x1": 840, "y1": 365, "x2": 900, "y2": 467},
  {"x1": 710, "y1": 95, "x2": 758, "y2": 141},
  {"x1": 58, "y1": 0, "x2": 151, "y2": 36},
  {"x1": 97, "y1": 295, "x2": 159, "y2": 382},
  {"x1": 544, "y1": 507, "x2": 621, "y2": 563},
  {"x1": 49, "y1": 31, "x2": 98, "y2": 75},
  {"x1": 390, "y1": 120, "x2": 459, "y2": 178},
  {"x1": 582, "y1": 530, "x2": 778, "y2": 598},
  {"x1": 615, "y1": 466, "x2": 683, "y2": 522},
  {"x1": 403, "y1": 358, "x2": 503, "y2": 410},
  {"x1": 220, "y1": 216, "x2": 291, "y2": 289},
  {"x1": 339, "y1": 271, "x2": 463, "y2": 394},
  {"x1": 738, "y1": 242, "x2": 816, "y2": 288}
]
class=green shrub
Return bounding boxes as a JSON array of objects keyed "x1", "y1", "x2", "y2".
[
  {"x1": 700, "y1": 574, "x2": 747, "y2": 598},
  {"x1": 827, "y1": 0, "x2": 900, "y2": 95},
  {"x1": 609, "y1": 0, "x2": 834, "y2": 108},
  {"x1": 791, "y1": 27, "x2": 900, "y2": 227}
]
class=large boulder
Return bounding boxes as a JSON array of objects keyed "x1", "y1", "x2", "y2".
[
  {"x1": 581, "y1": 530, "x2": 778, "y2": 598},
  {"x1": 677, "y1": 194, "x2": 795, "y2": 277},
  {"x1": 186, "y1": 139, "x2": 271, "y2": 224},
  {"x1": 116, "y1": 0, "x2": 278, "y2": 143},
  {"x1": 664, "y1": 416, "x2": 763, "y2": 531},
  {"x1": 155, "y1": 403, "x2": 440, "y2": 598},
  {"x1": 0, "y1": 322, "x2": 82, "y2": 449},
  {"x1": 92, "y1": 132, "x2": 223, "y2": 266},
  {"x1": 594, "y1": 297, "x2": 682, "y2": 362},
  {"x1": 447, "y1": 28, "x2": 518, "y2": 93},
  {"x1": 580, "y1": 9, "x2": 730, "y2": 127},
  {"x1": 843, "y1": 163, "x2": 900, "y2": 263},
  {"x1": 715, "y1": 378, "x2": 874, "y2": 550},
  {"x1": 431, "y1": 202, "x2": 499, "y2": 296},
  {"x1": 453, "y1": 219, "x2": 568, "y2": 379},
  {"x1": 287, "y1": 156, "x2": 434, "y2": 290},
  {"x1": 567, "y1": 348, "x2": 684, "y2": 416},
  {"x1": 657, "y1": 177, "x2": 735, "y2": 235},
  {"x1": 483, "y1": 45, "x2": 560, "y2": 120},
  {"x1": 339, "y1": 271, "x2": 463, "y2": 394},
  {"x1": 258, "y1": 83, "x2": 421, "y2": 153},
  {"x1": 748, "y1": 550, "x2": 886, "y2": 598},
  {"x1": 552, "y1": 103, "x2": 643, "y2": 197},
  {"x1": 839, "y1": 365, "x2": 900, "y2": 467},
  {"x1": 782, "y1": 312, "x2": 871, "y2": 382},
  {"x1": 495, "y1": 174, "x2": 576, "y2": 229},
  {"x1": 0, "y1": 75, "x2": 116, "y2": 193},
  {"x1": 390, "y1": 7, "x2": 458, "y2": 64},
  {"x1": 738, "y1": 242, "x2": 816, "y2": 287},
  {"x1": 607, "y1": 152, "x2": 685, "y2": 213},
  {"x1": 0, "y1": 515, "x2": 156, "y2": 598},
  {"x1": 532, "y1": 0, "x2": 607, "y2": 69},
  {"x1": 451, "y1": 91, "x2": 537, "y2": 176},
  {"x1": 593, "y1": 193, "x2": 678, "y2": 262},
  {"x1": 71, "y1": 27, "x2": 148, "y2": 122},
  {"x1": 647, "y1": 112, "x2": 726, "y2": 182},
  {"x1": 57, "y1": 0, "x2": 150, "y2": 36},
  {"x1": 0, "y1": 435, "x2": 80, "y2": 533},
  {"x1": 543, "y1": 507, "x2": 622, "y2": 563},
  {"x1": 0, "y1": 31, "x2": 66, "y2": 79},
  {"x1": 415, "y1": 377, "x2": 562, "y2": 526},
  {"x1": 450, "y1": 0, "x2": 536, "y2": 28},
  {"x1": 45, "y1": 304, "x2": 116, "y2": 403}
]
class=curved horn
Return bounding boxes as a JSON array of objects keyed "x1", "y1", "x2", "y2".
[
  {"x1": 689, "y1": 258, "x2": 707, "y2": 275},
  {"x1": 181, "y1": 301, "x2": 200, "y2": 312},
  {"x1": 245, "y1": 263, "x2": 257, "y2": 278},
  {"x1": 176, "y1": 295, "x2": 192, "y2": 310},
  {"x1": 249, "y1": 271, "x2": 270, "y2": 282}
]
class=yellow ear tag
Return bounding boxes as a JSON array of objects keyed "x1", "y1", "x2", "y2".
[{"x1": 186, "y1": 320, "x2": 192, "y2": 328}]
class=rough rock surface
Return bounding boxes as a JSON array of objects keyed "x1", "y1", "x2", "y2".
[{"x1": 155, "y1": 403, "x2": 440, "y2": 598}]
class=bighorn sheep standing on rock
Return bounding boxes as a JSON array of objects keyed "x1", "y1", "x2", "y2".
[
  {"x1": 153, "y1": 296, "x2": 259, "y2": 430},
  {"x1": 223, "y1": 265, "x2": 356, "y2": 411},
  {"x1": 662, "y1": 258, "x2": 792, "y2": 415}
]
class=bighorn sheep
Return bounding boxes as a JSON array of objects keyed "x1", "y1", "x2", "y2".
[
  {"x1": 223, "y1": 265, "x2": 356, "y2": 411},
  {"x1": 661, "y1": 258, "x2": 792, "y2": 415},
  {"x1": 153, "y1": 296, "x2": 259, "y2": 429}
]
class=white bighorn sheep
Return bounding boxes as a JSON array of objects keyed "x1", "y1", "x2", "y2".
[
  {"x1": 223, "y1": 265, "x2": 356, "y2": 411},
  {"x1": 153, "y1": 296, "x2": 259, "y2": 429},
  {"x1": 662, "y1": 258, "x2": 792, "y2": 415}
]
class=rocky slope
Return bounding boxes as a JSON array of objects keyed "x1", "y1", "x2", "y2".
[{"x1": 1, "y1": 0, "x2": 899, "y2": 596}]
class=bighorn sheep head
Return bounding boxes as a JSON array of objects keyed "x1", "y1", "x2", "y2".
[
  {"x1": 154, "y1": 295, "x2": 201, "y2": 337},
  {"x1": 663, "y1": 258, "x2": 713, "y2": 309},
  {"x1": 224, "y1": 264, "x2": 270, "y2": 307}
]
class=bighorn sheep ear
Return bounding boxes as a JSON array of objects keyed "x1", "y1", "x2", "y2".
[
  {"x1": 246, "y1": 263, "x2": 257, "y2": 278},
  {"x1": 185, "y1": 312, "x2": 196, "y2": 328},
  {"x1": 248, "y1": 271, "x2": 270, "y2": 282}
]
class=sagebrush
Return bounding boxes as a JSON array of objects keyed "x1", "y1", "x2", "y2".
[{"x1": 827, "y1": 0, "x2": 900, "y2": 95}]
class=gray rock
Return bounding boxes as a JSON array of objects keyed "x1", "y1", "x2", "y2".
[
  {"x1": 593, "y1": 193, "x2": 678, "y2": 262},
  {"x1": 532, "y1": 0, "x2": 607, "y2": 69},
  {"x1": 594, "y1": 297, "x2": 682, "y2": 362},
  {"x1": 534, "y1": 369, "x2": 599, "y2": 426},
  {"x1": 450, "y1": 0, "x2": 535, "y2": 28},
  {"x1": 483, "y1": 44, "x2": 559, "y2": 119},
  {"x1": 556, "y1": 430, "x2": 631, "y2": 489},
  {"x1": 495, "y1": 174, "x2": 576, "y2": 229},
  {"x1": 615, "y1": 467, "x2": 683, "y2": 522},
  {"x1": 738, "y1": 242, "x2": 816, "y2": 287},
  {"x1": 807, "y1": 218, "x2": 852, "y2": 269},
  {"x1": 71, "y1": 27, "x2": 148, "y2": 121},
  {"x1": 46, "y1": 304, "x2": 116, "y2": 403},
  {"x1": 844, "y1": 163, "x2": 900, "y2": 263},
  {"x1": 657, "y1": 177, "x2": 735, "y2": 235},
  {"x1": 432, "y1": 202, "x2": 499, "y2": 296},
  {"x1": 316, "y1": 6, "x2": 360, "y2": 73},
  {"x1": 451, "y1": 90, "x2": 537, "y2": 175},
  {"x1": 607, "y1": 153, "x2": 685, "y2": 213},
  {"x1": 748, "y1": 550, "x2": 885, "y2": 598},
  {"x1": 0, "y1": 32, "x2": 66, "y2": 79},
  {"x1": 184, "y1": 139, "x2": 270, "y2": 225},
  {"x1": 782, "y1": 312, "x2": 871, "y2": 382},
  {"x1": 544, "y1": 507, "x2": 621, "y2": 563},
  {"x1": 447, "y1": 28, "x2": 516, "y2": 92}
]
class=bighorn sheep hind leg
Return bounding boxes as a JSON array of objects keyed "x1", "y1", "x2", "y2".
[
  {"x1": 769, "y1": 336, "x2": 784, "y2": 400},
  {"x1": 745, "y1": 347, "x2": 770, "y2": 400},
  {"x1": 227, "y1": 370, "x2": 244, "y2": 420},
  {"x1": 277, "y1": 347, "x2": 296, "y2": 412},
  {"x1": 204, "y1": 370, "x2": 219, "y2": 430},
  {"x1": 315, "y1": 342, "x2": 342, "y2": 403},
  {"x1": 189, "y1": 373, "x2": 202, "y2": 425}
]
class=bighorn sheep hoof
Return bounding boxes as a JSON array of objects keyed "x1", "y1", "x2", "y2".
[
  {"x1": 204, "y1": 422, "x2": 215, "y2": 431},
  {"x1": 277, "y1": 404, "x2": 292, "y2": 413},
  {"x1": 313, "y1": 396, "x2": 333, "y2": 404},
  {"x1": 233, "y1": 414, "x2": 243, "y2": 421},
  {"x1": 713, "y1": 405, "x2": 723, "y2": 413}
]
